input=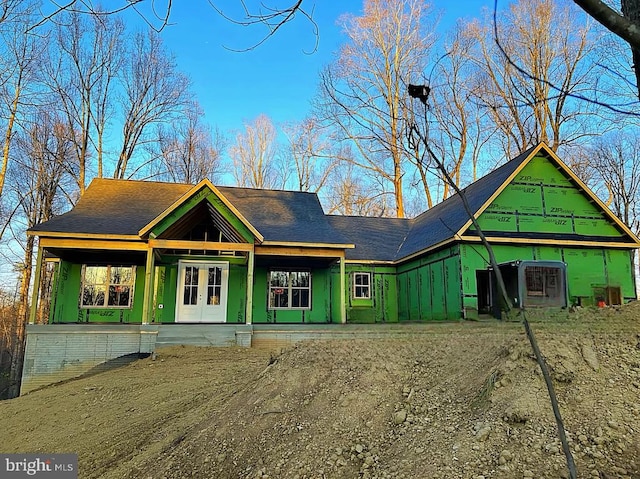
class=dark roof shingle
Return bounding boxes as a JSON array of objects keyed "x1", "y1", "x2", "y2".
[{"x1": 30, "y1": 145, "x2": 539, "y2": 260}]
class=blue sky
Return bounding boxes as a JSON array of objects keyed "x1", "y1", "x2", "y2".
[
  {"x1": 152, "y1": 1, "x2": 491, "y2": 135},
  {"x1": 0, "y1": 1, "x2": 493, "y2": 291}
]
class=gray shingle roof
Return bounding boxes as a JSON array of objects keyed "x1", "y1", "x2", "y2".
[
  {"x1": 29, "y1": 145, "x2": 539, "y2": 261},
  {"x1": 326, "y1": 146, "x2": 535, "y2": 261},
  {"x1": 395, "y1": 146, "x2": 534, "y2": 259},
  {"x1": 326, "y1": 216, "x2": 411, "y2": 261},
  {"x1": 29, "y1": 179, "x2": 192, "y2": 236},
  {"x1": 30, "y1": 179, "x2": 351, "y2": 245},
  {"x1": 217, "y1": 186, "x2": 351, "y2": 245}
]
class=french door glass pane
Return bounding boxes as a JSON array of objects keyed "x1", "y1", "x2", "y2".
[
  {"x1": 183, "y1": 266, "x2": 198, "y2": 305},
  {"x1": 207, "y1": 267, "x2": 222, "y2": 305}
]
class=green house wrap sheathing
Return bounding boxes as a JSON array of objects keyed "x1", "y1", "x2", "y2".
[
  {"x1": 459, "y1": 244, "x2": 635, "y2": 314},
  {"x1": 472, "y1": 156, "x2": 621, "y2": 237},
  {"x1": 396, "y1": 247, "x2": 462, "y2": 321},
  {"x1": 151, "y1": 259, "x2": 248, "y2": 323},
  {"x1": 337, "y1": 265, "x2": 398, "y2": 323},
  {"x1": 250, "y1": 266, "x2": 336, "y2": 324},
  {"x1": 49, "y1": 261, "x2": 146, "y2": 323}
]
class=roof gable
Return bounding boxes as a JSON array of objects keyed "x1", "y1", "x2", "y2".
[
  {"x1": 139, "y1": 179, "x2": 261, "y2": 243},
  {"x1": 395, "y1": 145, "x2": 537, "y2": 260},
  {"x1": 396, "y1": 143, "x2": 640, "y2": 261},
  {"x1": 467, "y1": 144, "x2": 639, "y2": 243}
]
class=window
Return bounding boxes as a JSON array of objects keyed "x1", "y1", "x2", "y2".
[
  {"x1": 523, "y1": 265, "x2": 564, "y2": 307},
  {"x1": 525, "y1": 266, "x2": 561, "y2": 298},
  {"x1": 81, "y1": 265, "x2": 135, "y2": 308},
  {"x1": 269, "y1": 271, "x2": 311, "y2": 309},
  {"x1": 352, "y1": 272, "x2": 371, "y2": 299}
]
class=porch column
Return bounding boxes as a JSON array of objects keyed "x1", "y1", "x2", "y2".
[
  {"x1": 141, "y1": 246, "x2": 156, "y2": 325},
  {"x1": 28, "y1": 245, "x2": 44, "y2": 325},
  {"x1": 340, "y1": 253, "x2": 346, "y2": 324},
  {"x1": 245, "y1": 247, "x2": 255, "y2": 324}
]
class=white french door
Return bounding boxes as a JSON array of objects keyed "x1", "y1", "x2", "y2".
[{"x1": 175, "y1": 261, "x2": 229, "y2": 322}]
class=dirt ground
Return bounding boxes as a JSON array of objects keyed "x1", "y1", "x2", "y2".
[{"x1": 1, "y1": 305, "x2": 640, "y2": 479}]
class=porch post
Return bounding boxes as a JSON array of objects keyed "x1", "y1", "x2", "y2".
[
  {"x1": 141, "y1": 246, "x2": 155, "y2": 325},
  {"x1": 340, "y1": 253, "x2": 346, "y2": 324},
  {"x1": 245, "y1": 247, "x2": 255, "y2": 324},
  {"x1": 28, "y1": 244, "x2": 44, "y2": 325}
]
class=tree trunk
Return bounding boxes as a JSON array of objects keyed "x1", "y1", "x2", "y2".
[
  {"x1": 0, "y1": 82, "x2": 21, "y2": 203},
  {"x1": 622, "y1": 0, "x2": 640, "y2": 99},
  {"x1": 7, "y1": 236, "x2": 34, "y2": 397}
]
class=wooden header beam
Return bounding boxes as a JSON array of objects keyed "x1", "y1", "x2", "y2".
[{"x1": 148, "y1": 239, "x2": 253, "y2": 251}]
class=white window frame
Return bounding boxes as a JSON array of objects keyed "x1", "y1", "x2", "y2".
[
  {"x1": 268, "y1": 270, "x2": 311, "y2": 310},
  {"x1": 352, "y1": 272, "x2": 371, "y2": 299},
  {"x1": 81, "y1": 265, "x2": 136, "y2": 308}
]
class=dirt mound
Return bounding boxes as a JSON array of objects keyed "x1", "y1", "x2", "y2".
[{"x1": 1, "y1": 307, "x2": 639, "y2": 479}]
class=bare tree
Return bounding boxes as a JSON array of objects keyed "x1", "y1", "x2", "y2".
[
  {"x1": 467, "y1": 0, "x2": 599, "y2": 158},
  {"x1": 409, "y1": 24, "x2": 495, "y2": 207},
  {"x1": 5, "y1": 109, "x2": 70, "y2": 397},
  {"x1": 152, "y1": 102, "x2": 226, "y2": 184},
  {"x1": 316, "y1": 0, "x2": 436, "y2": 218},
  {"x1": 229, "y1": 114, "x2": 285, "y2": 189},
  {"x1": 114, "y1": 29, "x2": 191, "y2": 180},
  {"x1": 282, "y1": 117, "x2": 335, "y2": 192},
  {"x1": 30, "y1": 0, "x2": 315, "y2": 40},
  {"x1": 590, "y1": 132, "x2": 640, "y2": 233},
  {"x1": 323, "y1": 160, "x2": 391, "y2": 216},
  {"x1": 43, "y1": 9, "x2": 124, "y2": 193},
  {"x1": 0, "y1": 3, "x2": 43, "y2": 203}
]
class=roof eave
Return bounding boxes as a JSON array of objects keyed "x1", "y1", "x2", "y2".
[{"x1": 28, "y1": 231, "x2": 141, "y2": 241}]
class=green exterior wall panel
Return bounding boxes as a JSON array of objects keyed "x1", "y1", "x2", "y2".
[
  {"x1": 444, "y1": 255, "x2": 462, "y2": 319},
  {"x1": 429, "y1": 262, "x2": 446, "y2": 320},
  {"x1": 50, "y1": 263, "x2": 146, "y2": 324},
  {"x1": 418, "y1": 265, "x2": 432, "y2": 320},
  {"x1": 472, "y1": 156, "x2": 626, "y2": 238},
  {"x1": 459, "y1": 243, "x2": 636, "y2": 312},
  {"x1": 341, "y1": 265, "x2": 397, "y2": 323},
  {"x1": 516, "y1": 156, "x2": 573, "y2": 186},
  {"x1": 252, "y1": 266, "x2": 334, "y2": 324},
  {"x1": 605, "y1": 249, "x2": 636, "y2": 300},
  {"x1": 228, "y1": 263, "x2": 248, "y2": 323},
  {"x1": 396, "y1": 246, "x2": 462, "y2": 321}
]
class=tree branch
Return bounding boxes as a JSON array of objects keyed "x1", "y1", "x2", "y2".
[{"x1": 572, "y1": 0, "x2": 640, "y2": 49}]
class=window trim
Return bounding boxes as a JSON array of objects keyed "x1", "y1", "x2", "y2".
[
  {"x1": 268, "y1": 270, "x2": 312, "y2": 310},
  {"x1": 352, "y1": 272, "x2": 372, "y2": 300},
  {"x1": 80, "y1": 265, "x2": 136, "y2": 309}
]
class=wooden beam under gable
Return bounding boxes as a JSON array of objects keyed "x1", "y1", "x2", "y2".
[
  {"x1": 148, "y1": 239, "x2": 254, "y2": 251},
  {"x1": 458, "y1": 235, "x2": 640, "y2": 249},
  {"x1": 39, "y1": 237, "x2": 147, "y2": 251}
]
